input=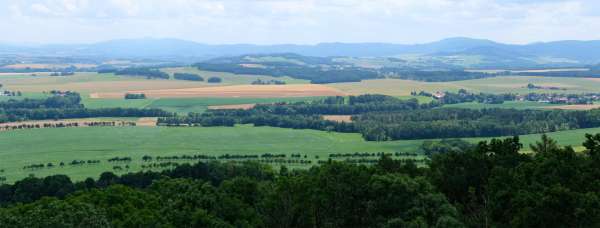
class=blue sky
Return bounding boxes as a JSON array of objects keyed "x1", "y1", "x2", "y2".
[{"x1": 1, "y1": 0, "x2": 599, "y2": 44}]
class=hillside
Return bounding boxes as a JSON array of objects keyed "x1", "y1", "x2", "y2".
[{"x1": 3, "y1": 38, "x2": 600, "y2": 67}]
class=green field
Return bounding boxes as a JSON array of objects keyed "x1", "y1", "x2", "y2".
[
  {"x1": 0, "y1": 125, "x2": 421, "y2": 182},
  {"x1": 1, "y1": 124, "x2": 599, "y2": 182},
  {"x1": 82, "y1": 97, "x2": 322, "y2": 113}
]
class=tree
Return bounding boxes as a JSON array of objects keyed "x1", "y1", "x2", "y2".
[{"x1": 530, "y1": 134, "x2": 559, "y2": 154}]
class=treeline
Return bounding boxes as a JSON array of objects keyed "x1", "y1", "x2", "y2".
[
  {"x1": 159, "y1": 94, "x2": 600, "y2": 140},
  {"x1": 124, "y1": 93, "x2": 146, "y2": 99},
  {"x1": 514, "y1": 69, "x2": 600, "y2": 78},
  {"x1": 49, "y1": 72, "x2": 75, "y2": 76},
  {"x1": 0, "y1": 92, "x2": 171, "y2": 123},
  {"x1": 251, "y1": 79, "x2": 286, "y2": 85},
  {"x1": 383, "y1": 69, "x2": 497, "y2": 82},
  {"x1": 194, "y1": 62, "x2": 379, "y2": 84},
  {"x1": 1, "y1": 135, "x2": 600, "y2": 227},
  {"x1": 354, "y1": 108, "x2": 600, "y2": 140},
  {"x1": 157, "y1": 95, "x2": 430, "y2": 133},
  {"x1": 173, "y1": 73, "x2": 204, "y2": 81},
  {"x1": 0, "y1": 121, "x2": 136, "y2": 132},
  {"x1": 99, "y1": 67, "x2": 169, "y2": 79}
]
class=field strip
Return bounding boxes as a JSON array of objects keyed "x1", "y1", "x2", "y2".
[
  {"x1": 207, "y1": 104, "x2": 256, "y2": 110},
  {"x1": 542, "y1": 104, "x2": 600, "y2": 110},
  {"x1": 136, "y1": 117, "x2": 158, "y2": 126},
  {"x1": 323, "y1": 115, "x2": 353, "y2": 122},
  {"x1": 91, "y1": 84, "x2": 347, "y2": 98}
]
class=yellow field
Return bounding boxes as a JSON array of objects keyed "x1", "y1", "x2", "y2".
[{"x1": 92, "y1": 84, "x2": 347, "y2": 98}]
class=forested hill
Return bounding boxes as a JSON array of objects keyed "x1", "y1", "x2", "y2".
[{"x1": 4, "y1": 37, "x2": 600, "y2": 65}]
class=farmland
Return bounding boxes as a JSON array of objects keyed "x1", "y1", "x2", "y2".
[
  {"x1": 82, "y1": 96, "x2": 323, "y2": 113},
  {"x1": 3, "y1": 68, "x2": 600, "y2": 180},
  {"x1": 1, "y1": 123, "x2": 599, "y2": 182},
  {"x1": 330, "y1": 76, "x2": 600, "y2": 96}
]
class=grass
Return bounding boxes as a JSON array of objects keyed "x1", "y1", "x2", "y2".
[
  {"x1": 0, "y1": 125, "x2": 418, "y2": 182},
  {"x1": 1, "y1": 124, "x2": 599, "y2": 182},
  {"x1": 82, "y1": 97, "x2": 323, "y2": 114}
]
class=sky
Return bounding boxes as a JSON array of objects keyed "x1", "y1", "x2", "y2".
[{"x1": 1, "y1": 0, "x2": 600, "y2": 45}]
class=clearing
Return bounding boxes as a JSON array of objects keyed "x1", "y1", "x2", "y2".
[{"x1": 323, "y1": 115, "x2": 353, "y2": 122}]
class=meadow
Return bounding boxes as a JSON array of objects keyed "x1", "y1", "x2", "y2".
[{"x1": 1, "y1": 124, "x2": 598, "y2": 182}]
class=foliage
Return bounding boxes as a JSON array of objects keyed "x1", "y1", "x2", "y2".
[
  {"x1": 124, "y1": 93, "x2": 146, "y2": 100},
  {"x1": 173, "y1": 73, "x2": 204, "y2": 81}
]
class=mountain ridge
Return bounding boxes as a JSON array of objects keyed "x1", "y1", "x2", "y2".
[{"x1": 3, "y1": 37, "x2": 600, "y2": 65}]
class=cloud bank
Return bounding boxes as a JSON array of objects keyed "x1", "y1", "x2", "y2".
[{"x1": 1, "y1": 0, "x2": 599, "y2": 44}]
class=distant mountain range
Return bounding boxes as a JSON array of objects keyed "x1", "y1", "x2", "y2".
[{"x1": 3, "y1": 37, "x2": 600, "y2": 66}]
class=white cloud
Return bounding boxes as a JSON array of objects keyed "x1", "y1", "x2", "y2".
[{"x1": 0, "y1": 0, "x2": 600, "y2": 44}]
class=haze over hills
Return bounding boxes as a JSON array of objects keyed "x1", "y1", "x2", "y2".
[{"x1": 3, "y1": 37, "x2": 600, "y2": 68}]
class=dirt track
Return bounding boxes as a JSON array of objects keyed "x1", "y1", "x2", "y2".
[{"x1": 91, "y1": 84, "x2": 347, "y2": 98}]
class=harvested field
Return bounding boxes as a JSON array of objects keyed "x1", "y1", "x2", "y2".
[
  {"x1": 136, "y1": 117, "x2": 158, "y2": 126},
  {"x1": 544, "y1": 104, "x2": 600, "y2": 110},
  {"x1": 92, "y1": 84, "x2": 347, "y2": 98},
  {"x1": 208, "y1": 104, "x2": 256, "y2": 110},
  {"x1": 323, "y1": 115, "x2": 353, "y2": 122}
]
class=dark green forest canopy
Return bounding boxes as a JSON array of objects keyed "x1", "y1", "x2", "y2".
[{"x1": 1, "y1": 134, "x2": 599, "y2": 227}]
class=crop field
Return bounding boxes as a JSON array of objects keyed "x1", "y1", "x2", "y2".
[
  {"x1": 0, "y1": 69, "x2": 307, "y2": 94},
  {"x1": 91, "y1": 84, "x2": 347, "y2": 99},
  {"x1": 0, "y1": 125, "x2": 424, "y2": 182},
  {"x1": 1, "y1": 124, "x2": 598, "y2": 182},
  {"x1": 330, "y1": 76, "x2": 600, "y2": 96}
]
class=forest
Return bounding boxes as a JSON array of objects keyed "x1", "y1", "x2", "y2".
[
  {"x1": 158, "y1": 94, "x2": 600, "y2": 140},
  {"x1": 0, "y1": 134, "x2": 598, "y2": 227},
  {"x1": 384, "y1": 69, "x2": 497, "y2": 82},
  {"x1": 0, "y1": 92, "x2": 171, "y2": 123},
  {"x1": 173, "y1": 73, "x2": 204, "y2": 81},
  {"x1": 98, "y1": 67, "x2": 170, "y2": 79}
]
